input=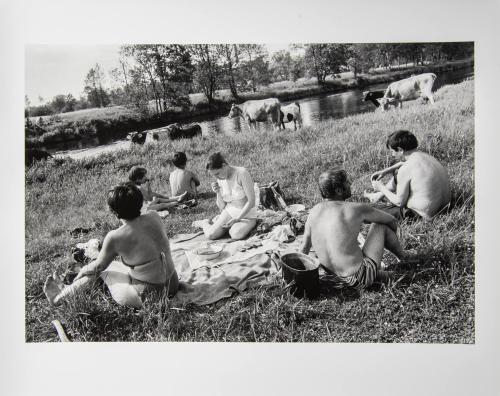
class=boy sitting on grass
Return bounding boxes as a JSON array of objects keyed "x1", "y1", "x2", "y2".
[
  {"x1": 128, "y1": 166, "x2": 187, "y2": 212},
  {"x1": 300, "y1": 169, "x2": 411, "y2": 290},
  {"x1": 364, "y1": 130, "x2": 451, "y2": 220},
  {"x1": 169, "y1": 151, "x2": 200, "y2": 200}
]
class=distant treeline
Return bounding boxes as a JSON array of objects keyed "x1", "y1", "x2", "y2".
[{"x1": 26, "y1": 42, "x2": 473, "y2": 119}]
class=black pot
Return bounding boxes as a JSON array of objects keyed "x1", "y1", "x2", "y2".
[{"x1": 277, "y1": 252, "x2": 320, "y2": 299}]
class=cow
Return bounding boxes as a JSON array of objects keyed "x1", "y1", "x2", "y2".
[
  {"x1": 279, "y1": 102, "x2": 302, "y2": 131},
  {"x1": 164, "y1": 123, "x2": 202, "y2": 140},
  {"x1": 127, "y1": 131, "x2": 147, "y2": 145},
  {"x1": 25, "y1": 148, "x2": 53, "y2": 167},
  {"x1": 227, "y1": 98, "x2": 282, "y2": 131},
  {"x1": 378, "y1": 73, "x2": 437, "y2": 111},
  {"x1": 363, "y1": 90, "x2": 385, "y2": 108}
]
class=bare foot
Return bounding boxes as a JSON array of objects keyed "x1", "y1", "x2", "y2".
[
  {"x1": 43, "y1": 274, "x2": 65, "y2": 306},
  {"x1": 363, "y1": 190, "x2": 384, "y2": 203},
  {"x1": 177, "y1": 191, "x2": 188, "y2": 202}
]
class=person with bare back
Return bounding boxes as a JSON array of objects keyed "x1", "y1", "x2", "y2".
[
  {"x1": 44, "y1": 183, "x2": 179, "y2": 308},
  {"x1": 128, "y1": 166, "x2": 187, "y2": 212},
  {"x1": 300, "y1": 169, "x2": 411, "y2": 290},
  {"x1": 169, "y1": 152, "x2": 200, "y2": 200},
  {"x1": 364, "y1": 130, "x2": 451, "y2": 220}
]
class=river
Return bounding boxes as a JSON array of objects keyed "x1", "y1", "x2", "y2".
[{"x1": 53, "y1": 66, "x2": 474, "y2": 160}]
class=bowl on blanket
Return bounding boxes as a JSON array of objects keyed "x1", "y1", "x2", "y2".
[
  {"x1": 285, "y1": 204, "x2": 306, "y2": 214},
  {"x1": 194, "y1": 244, "x2": 223, "y2": 260}
]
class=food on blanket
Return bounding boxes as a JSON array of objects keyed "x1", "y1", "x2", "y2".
[
  {"x1": 255, "y1": 211, "x2": 289, "y2": 234},
  {"x1": 194, "y1": 244, "x2": 223, "y2": 260},
  {"x1": 237, "y1": 240, "x2": 263, "y2": 252},
  {"x1": 285, "y1": 204, "x2": 305, "y2": 214}
]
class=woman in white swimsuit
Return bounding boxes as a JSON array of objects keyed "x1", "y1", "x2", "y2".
[
  {"x1": 43, "y1": 183, "x2": 178, "y2": 309},
  {"x1": 203, "y1": 152, "x2": 258, "y2": 240}
]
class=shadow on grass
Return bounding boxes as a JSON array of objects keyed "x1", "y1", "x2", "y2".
[{"x1": 196, "y1": 191, "x2": 216, "y2": 200}]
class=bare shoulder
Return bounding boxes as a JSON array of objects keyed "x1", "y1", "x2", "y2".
[
  {"x1": 343, "y1": 201, "x2": 369, "y2": 218},
  {"x1": 309, "y1": 201, "x2": 345, "y2": 219},
  {"x1": 136, "y1": 212, "x2": 161, "y2": 229},
  {"x1": 102, "y1": 228, "x2": 119, "y2": 249},
  {"x1": 397, "y1": 159, "x2": 414, "y2": 176},
  {"x1": 238, "y1": 166, "x2": 250, "y2": 176},
  {"x1": 237, "y1": 167, "x2": 253, "y2": 182},
  {"x1": 144, "y1": 211, "x2": 161, "y2": 223},
  {"x1": 308, "y1": 202, "x2": 327, "y2": 216}
]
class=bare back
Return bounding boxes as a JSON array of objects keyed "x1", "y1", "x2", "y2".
[
  {"x1": 307, "y1": 201, "x2": 366, "y2": 276},
  {"x1": 398, "y1": 151, "x2": 451, "y2": 218},
  {"x1": 111, "y1": 212, "x2": 173, "y2": 267},
  {"x1": 170, "y1": 168, "x2": 197, "y2": 197}
]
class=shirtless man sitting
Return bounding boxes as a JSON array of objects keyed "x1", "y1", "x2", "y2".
[
  {"x1": 364, "y1": 130, "x2": 451, "y2": 220},
  {"x1": 300, "y1": 169, "x2": 407, "y2": 290}
]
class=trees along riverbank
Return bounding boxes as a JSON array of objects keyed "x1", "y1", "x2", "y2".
[
  {"x1": 25, "y1": 79, "x2": 474, "y2": 342},
  {"x1": 26, "y1": 58, "x2": 473, "y2": 149}
]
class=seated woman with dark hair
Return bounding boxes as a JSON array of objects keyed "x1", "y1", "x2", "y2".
[
  {"x1": 43, "y1": 183, "x2": 179, "y2": 309},
  {"x1": 199, "y1": 152, "x2": 258, "y2": 240}
]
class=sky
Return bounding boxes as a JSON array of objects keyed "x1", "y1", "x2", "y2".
[{"x1": 25, "y1": 44, "x2": 296, "y2": 106}]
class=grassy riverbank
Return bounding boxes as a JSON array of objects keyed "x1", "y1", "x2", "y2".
[
  {"x1": 25, "y1": 78, "x2": 474, "y2": 342},
  {"x1": 26, "y1": 58, "x2": 473, "y2": 148}
]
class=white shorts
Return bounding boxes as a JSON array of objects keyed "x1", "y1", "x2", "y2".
[{"x1": 224, "y1": 203, "x2": 257, "y2": 219}]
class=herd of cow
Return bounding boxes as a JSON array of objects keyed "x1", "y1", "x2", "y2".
[
  {"x1": 26, "y1": 73, "x2": 437, "y2": 165},
  {"x1": 130, "y1": 71, "x2": 437, "y2": 142}
]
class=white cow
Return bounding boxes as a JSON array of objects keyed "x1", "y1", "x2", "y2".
[
  {"x1": 228, "y1": 98, "x2": 282, "y2": 131},
  {"x1": 378, "y1": 73, "x2": 437, "y2": 111},
  {"x1": 280, "y1": 102, "x2": 302, "y2": 131}
]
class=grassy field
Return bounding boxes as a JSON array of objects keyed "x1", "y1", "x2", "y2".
[{"x1": 25, "y1": 79, "x2": 474, "y2": 342}]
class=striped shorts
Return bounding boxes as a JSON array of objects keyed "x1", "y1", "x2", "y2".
[{"x1": 323, "y1": 256, "x2": 378, "y2": 290}]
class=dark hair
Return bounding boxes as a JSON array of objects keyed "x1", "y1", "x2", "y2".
[
  {"x1": 172, "y1": 152, "x2": 187, "y2": 168},
  {"x1": 107, "y1": 182, "x2": 143, "y2": 220},
  {"x1": 206, "y1": 152, "x2": 227, "y2": 170},
  {"x1": 128, "y1": 166, "x2": 147, "y2": 183},
  {"x1": 318, "y1": 169, "x2": 347, "y2": 199},
  {"x1": 386, "y1": 130, "x2": 418, "y2": 151}
]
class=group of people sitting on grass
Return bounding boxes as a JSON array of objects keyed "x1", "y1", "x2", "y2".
[
  {"x1": 127, "y1": 151, "x2": 200, "y2": 212},
  {"x1": 44, "y1": 129, "x2": 451, "y2": 308}
]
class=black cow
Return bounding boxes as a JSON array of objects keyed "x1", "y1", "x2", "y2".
[
  {"x1": 165, "y1": 123, "x2": 202, "y2": 140},
  {"x1": 363, "y1": 90, "x2": 385, "y2": 108},
  {"x1": 25, "y1": 148, "x2": 53, "y2": 166},
  {"x1": 127, "y1": 131, "x2": 147, "y2": 145}
]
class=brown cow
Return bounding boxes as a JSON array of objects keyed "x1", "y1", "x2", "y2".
[{"x1": 378, "y1": 73, "x2": 437, "y2": 111}]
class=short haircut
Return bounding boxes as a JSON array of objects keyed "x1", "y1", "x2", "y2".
[
  {"x1": 386, "y1": 130, "x2": 418, "y2": 151},
  {"x1": 128, "y1": 166, "x2": 147, "y2": 182},
  {"x1": 318, "y1": 169, "x2": 347, "y2": 199},
  {"x1": 107, "y1": 182, "x2": 143, "y2": 220},
  {"x1": 206, "y1": 152, "x2": 227, "y2": 170},
  {"x1": 172, "y1": 152, "x2": 187, "y2": 168}
]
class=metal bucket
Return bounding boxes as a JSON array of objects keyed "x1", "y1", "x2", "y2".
[{"x1": 278, "y1": 252, "x2": 320, "y2": 299}]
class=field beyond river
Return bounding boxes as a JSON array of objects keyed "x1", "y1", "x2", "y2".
[{"x1": 25, "y1": 79, "x2": 474, "y2": 342}]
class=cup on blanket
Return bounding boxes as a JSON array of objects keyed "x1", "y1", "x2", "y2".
[{"x1": 211, "y1": 182, "x2": 220, "y2": 193}]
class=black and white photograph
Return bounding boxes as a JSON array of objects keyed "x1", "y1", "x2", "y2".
[
  {"x1": 25, "y1": 42, "x2": 475, "y2": 343},
  {"x1": 2, "y1": 1, "x2": 500, "y2": 395}
]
